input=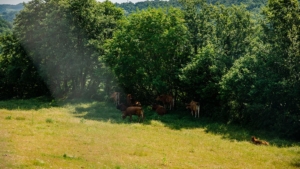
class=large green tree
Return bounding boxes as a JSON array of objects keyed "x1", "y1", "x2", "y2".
[
  {"x1": 179, "y1": 0, "x2": 212, "y2": 54},
  {"x1": 211, "y1": 4, "x2": 255, "y2": 69},
  {"x1": 105, "y1": 7, "x2": 191, "y2": 103},
  {"x1": 219, "y1": 0, "x2": 300, "y2": 139},
  {"x1": 13, "y1": 0, "x2": 123, "y2": 98},
  {"x1": 179, "y1": 3, "x2": 254, "y2": 115},
  {"x1": 261, "y1": 0, "x2": 300, "y2": 138},
  {"x1": 0, "y1": 33, "x2": 49, "y2": 99}
]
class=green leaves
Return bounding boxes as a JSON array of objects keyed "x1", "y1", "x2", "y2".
[
  {"x1": 105, "y1": 7, "x2": 190, "y2": 101},
  {"x1": 13, "y1": 0, "x2": 123, "y2": 98},
  {"x1": 0, "y1": 33, "x2": 49, "y2": 99}
]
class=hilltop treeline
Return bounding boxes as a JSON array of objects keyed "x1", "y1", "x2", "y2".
[
  {"x1": 0, "y1": 0, "x2": 266, "y2": 24},
  {"x1": 116, "y1": 0, "x2": 266, "y2": 14},
  {"x1": 0, "y1": 0, "x2": 299, "y2": 140}
]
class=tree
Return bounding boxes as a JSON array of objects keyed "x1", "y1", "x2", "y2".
[
  {"x1": 211, "y1": 4, "x2": 255, "y2": 69},
  {"x1": 178, "y1": 2, "x2": 254, "y2": 115},
  {"x1": 179, "y1": 44, "x2": 223, "y2": 115},
  {"x1": 260, "y1": 0, "x2": 300, "y2": 139},
  {"x1": 13, "y1": 0, "x2": 123, "y2": 98},
  {"x1": 219, "y1": 0, "x2": 300, "y2": 140},
  {"x1": 179, "y1": 0, "x2": 210, "y2": 54},
  {"x1": 0, "y1": 16, "x2": 11, "y2": 34},
  {"x1": 0, "y1": 33, "x2": 49, "y2": 99},
  {"x1": 105, "y1": 7, "x2": 191, "y2": 103}
]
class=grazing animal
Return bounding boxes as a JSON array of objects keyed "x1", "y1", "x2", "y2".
[
  {"x1": 116, "y1": 103, "x2": 127, "y2": 111},
  {"x1": 251, "y1": 136, "x2": 269, "y2": 145},
  {"x1": 122, "y1": 107, "x2": 144, "y2": 122},
  {"x1": 127, "y1": 94, "x2": 133, "y2": 106},
  {"x1": 156, "y1": 94, "x2": 174, "y2": 110},
  {"x1": 110, "y1": 92, "x2": 120, "y2": 105},
  {"x1": 186, "y1": 100, "x2": 200, "y2": 118},
  {"x1": 152, "y1": 104, "x2": 167, "y2": 115}
]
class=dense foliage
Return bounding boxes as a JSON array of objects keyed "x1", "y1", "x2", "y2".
[
  {"x1": 12, "y1": 0, "x2": 123, "y2": 98},
  {"x1": 105, "y1": 7, "x2": 191, "y2": 104},
  {"x1": 0, "y1": 16, "x2": 11, "y2": 33},
  {"x1": 219, "y1": 0, "x2": 300, "y2": 139},
  {"x1": 0, "y1": 0, "x2": 299, "y2": 140},
  {"x1": 0, "y1": 33, "x2": 49, "y2": 99}
]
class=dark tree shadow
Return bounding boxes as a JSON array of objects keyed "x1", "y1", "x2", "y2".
[
  {"x1": 291, "y1": 158, "x2": 300, "y2": 168},
  {"x1": 0, "y1": 97, "x2": 57, "y2": 110},
  {"x1": 2, "y1": 98, "x2": 298, "y2": 147},
  {"x1": 69, "y1": 101, "x2": 300, "y2": 147}
]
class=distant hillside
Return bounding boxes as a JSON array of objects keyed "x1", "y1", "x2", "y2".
[
  {"x1": 116, "y1": 0, "x2": 267, "y2": 14},
  {"x1": 0, "y1": 0, "x2": 267, "y2": 23},
  {"x1": 0, "y1": 3, "x2": 23, "y2": 23}
]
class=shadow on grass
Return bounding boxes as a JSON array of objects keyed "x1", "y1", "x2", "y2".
[
  {"x1": 69, "y1": 101, "x2": 299, "y2": 148},
  {"x1": 291, "y1": 158, "x2": 300, "y2": 168},
  {"x1": 2, "y1": 98, "x2": 298, "y2": 147},
  {"x1": 0, "y1": 97, "x2": 58, "y2": 110}
]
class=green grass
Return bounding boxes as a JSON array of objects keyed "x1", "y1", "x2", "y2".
[{"x1": 0, "y1": 98, "x2": 299, "y2": 168}]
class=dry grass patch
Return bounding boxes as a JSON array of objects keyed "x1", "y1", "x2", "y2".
[{"x1": 0, "y1": 99, "x2": 299, "y2": 168}]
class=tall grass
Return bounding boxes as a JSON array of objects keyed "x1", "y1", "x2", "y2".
[{"x1": 0, "y1": 98, "x2": 299, "y2": 168}]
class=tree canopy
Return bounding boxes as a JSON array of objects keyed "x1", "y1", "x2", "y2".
[{"x1": 13, "y1": 0, "x2": 123, "y2": 98}]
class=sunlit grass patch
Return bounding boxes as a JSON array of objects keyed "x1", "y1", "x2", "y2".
[
  {"x1": 150, "y1": 120, "x2": 165, "y2": 127},
  {"x1": 32, "y1": 159, "x2": 45, "y2": 166},
  {"x1": 45, "y1": 118, "x2": 53, "y2": 123},
  {"x1": 0, "y1": 99, "x2": 299, "y2": 168},
  {"x1": 15, "y1": 116, "x2": 25, "y2": 120}
]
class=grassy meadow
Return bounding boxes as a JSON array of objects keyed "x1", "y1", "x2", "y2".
[{"x1": 0, "y1": 98, "x2": 299, "y2": 169}]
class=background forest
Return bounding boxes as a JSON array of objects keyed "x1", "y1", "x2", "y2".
[{"x1": 0, "y1": 0, "x2": 299, "y2": 140}]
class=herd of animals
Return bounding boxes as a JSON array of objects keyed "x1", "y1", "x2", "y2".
[
  {"x1": 110, "y1": 92, "x2": 200, "y2": 122},
  {"x1": 110, "y1": 92, "x2": 270, "y2": 146}
]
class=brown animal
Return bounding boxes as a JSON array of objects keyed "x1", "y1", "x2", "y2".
[
  {"x1": 152, "y1": 104, "x2": 167, "y2": 115},
  {"x1": 122, "y1": 107, "x2": 144, "y2": 122},
  {"x1": 126, "y1": 94, "x2": 141, "y2": 107},
  {"x1": 251, "y1": 136, "x2": 269, "y2": 145},
  {"x1": 110, "y1": 92, "x2": 120, "y2": 105},
  {"x1": 116, "y1": 103, "x2": 127, "y2": 111},
  {"x1": 156, "y1": 94, "x2": 174, "y2": 110},
  {"x1": 127, "y1": 94, "x2": 133, "y2": 106},
  {"x1": 186, "y1": 100, "x2": 200, "y2": 118}
]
